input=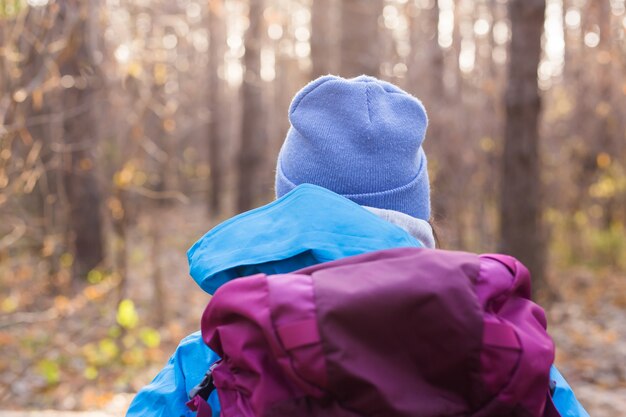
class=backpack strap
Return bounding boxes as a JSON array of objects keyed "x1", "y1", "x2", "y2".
[
  {"x1": 544, "y1": 392, "x2": 562, "y2": 417},
  {"x1": 187, "y1": 363, "x2": 218, "y2": 417}
]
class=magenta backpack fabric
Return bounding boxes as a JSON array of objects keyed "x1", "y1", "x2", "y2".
[{"x1": 198, "y1": 248, "x2": 556, "y2": 417}]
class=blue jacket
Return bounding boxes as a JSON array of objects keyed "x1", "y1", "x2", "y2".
[{"x1": 126, "y1": 185, "x2": 589, "y2": 417}]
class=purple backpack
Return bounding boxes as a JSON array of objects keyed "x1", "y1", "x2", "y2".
[{"x1": 188, "y1": 248, "x2": 560, "y2": 417}]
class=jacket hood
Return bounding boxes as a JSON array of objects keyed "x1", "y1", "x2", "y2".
[{"x1": 188, "y1": 184, "x2": 423, "y2": 294}]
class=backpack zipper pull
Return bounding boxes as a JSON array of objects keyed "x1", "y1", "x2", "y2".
[{"x1": 189, "y1": 362, "x2": 219, "y2": 401}]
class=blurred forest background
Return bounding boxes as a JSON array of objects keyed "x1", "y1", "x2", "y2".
[{"x1": 0, "y1": 0, "x2": 625, "y2": 415}]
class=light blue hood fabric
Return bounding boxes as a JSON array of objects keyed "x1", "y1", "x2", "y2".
[
  {"x1": 127, "y1": 184, "x2": 589, "y2": 417},
  {"x1": 550, "y1": 366, "x2": 591, "y2": 417},
  {"x1": 187, "y1": 184, "x2": 423, "y2": 295}
]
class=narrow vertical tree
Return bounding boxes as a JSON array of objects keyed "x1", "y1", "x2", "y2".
[
  {"x1": 595, "y1": 0, "x2": 616, "y2": 228},
  {"x1": 408, "y1": 1, "x2": 447, "y2": 225},
  {"x1": 4, "y1": 5, "x2": 68, "y2": 286},
  {"x1": 408, "y1": 1, "x2": 444, "y2": 98},
  {"x1": 499, "y1": 0, "x2": 546, "y2": 293},
  {"x1": 237, "y1": 0, "x2": 267, "y2": 212},
  {"x1": 339, "y1": 0, "x2": 383, "y2": 77},
  {"x1": 311, "y1": 0, "x2": 337, "y2": 78},
  {"x1": 567, "y1": 1, "x2": 594, "y2": 217},
  {"x1": 208, "y1": 0, "x2": 226, "y2": 217},
  {"x1": 57, "y1": 0, "x2": 105, "y2": 281}
]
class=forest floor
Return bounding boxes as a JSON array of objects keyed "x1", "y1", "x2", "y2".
[{"x1": 1, "y1": 204, "x2": 625, "y2": 416}]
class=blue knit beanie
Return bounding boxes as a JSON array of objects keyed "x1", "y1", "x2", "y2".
[{"x1": 275, "y1": 75, "x2": 431, "y2": 220}]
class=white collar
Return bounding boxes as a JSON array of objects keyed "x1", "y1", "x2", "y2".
[{"x1": 364, "y1": 206, "x2": 436, "y2": 249}]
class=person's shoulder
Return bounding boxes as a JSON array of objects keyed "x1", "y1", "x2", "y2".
[
  {"x1": 175, "y1": 331, "x2": 214, "y2": 358},
  {"x1": 179, "y1": 330, "x2": 203, "y2": 346}
]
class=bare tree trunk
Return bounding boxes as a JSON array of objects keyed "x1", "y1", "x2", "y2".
[
  {"x1": 421, "y1": 1, "x2": 444, "y2": 98},
  {"x1": 150, "y1": 214, "x2": 165, "y2": 327},
  {"x1": 567, "y1": 0, "x2": 593, "y2": 238},
  {"x1": 58, "y1": 0, "x2": 105, "y2": 282},
  {"x1": 595, "y1": 0, "x2": 616, "y2": 228},
  {"x1": 1, "y1": 5, "x2": 70, "y2": 291},
  {"x1": 237, "y1": 0, "x2": 267, "y2": 213},
  {"x1": 499, "y1": 0, "x2": 546, "y2": 295},
  {"x1": 33, "y1": 92, "x2": 66, "y2": 291},
  {"x1": 311, "y1": 0, "x2": 338, "y2": 78},
  {"x1": 408, "y1": 1, "x2": 446, "y2": 222},
  {"x1": 208, "y1": 0, "x2": 226, "y2": 218},
  {"x1": 339, "y1": 0, "x2": 383, "y2": 77}
]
